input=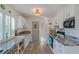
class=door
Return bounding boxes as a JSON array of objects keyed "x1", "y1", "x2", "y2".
[{"x1": 32, "y1": 21, "x2": 39, "y2": 44}]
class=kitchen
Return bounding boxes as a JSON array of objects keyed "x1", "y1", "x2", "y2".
[{"x1": 0, "y1": 4, "x2": 79, "y2": 54}]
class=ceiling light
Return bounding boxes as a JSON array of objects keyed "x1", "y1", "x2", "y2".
[
  {"x1": 35, "y1": 8, "x2": 40, "y2": 16},
  {"x1": 33, "y1": 8, "x2": 43, "y2": 16}
]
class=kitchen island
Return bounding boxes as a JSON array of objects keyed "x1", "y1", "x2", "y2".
[{"x1": 0, "y1": 34, "x2": 31, "y2": 54}]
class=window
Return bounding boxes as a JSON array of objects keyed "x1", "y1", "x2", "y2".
[
  {"x1": 5, "y1": 15, "x2": 15, "y2": 39},
  {"x1": 0, "y1": 13, "x2": 3, "y2": 40},
  {"x1": 0, "y1": 13, "x2": 15, "y2": 41},
  {"x1": 11, "y1": 17, "x2": 15, "y2": 36},
  {"x1": 5, "y1": 15, "x2": 11, "y2": 38}
]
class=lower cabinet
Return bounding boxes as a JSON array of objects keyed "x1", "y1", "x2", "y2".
[
  {"x1": 18, "y1": 39, "x2": 25, "y2": 54},
  {"x1": 4, "y1": 45, "x2": 18, "y2": 54},
  {"x1": 53, "y1": 39, "x2": 64, "y2": 54},
  {"x1": 3, "y1": 35, "x2": 31, "y2": 54},
  {"x1": 12, "y1": 47, "x2": 18, "y2": 54},
  {"x1": 53, "y1": 39, "x2": 79, "y2": 54},
  {"x1": 4, "y1": 39, "x2": 25, "y2": 54}
]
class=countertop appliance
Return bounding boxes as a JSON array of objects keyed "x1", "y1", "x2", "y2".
[{"x1": 63, "y1": 17, "x2": 75, "y2": 28}]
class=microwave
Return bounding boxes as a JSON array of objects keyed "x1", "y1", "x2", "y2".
[{"x1": 63, "y1": 17, "x2": 75, "y2": 28}]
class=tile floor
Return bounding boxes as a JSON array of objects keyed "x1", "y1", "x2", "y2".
[{"x1": 23, "y1": 41, "x2": 52, "y2": 54}]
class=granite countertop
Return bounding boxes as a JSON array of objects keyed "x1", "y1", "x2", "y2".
[
  {"x1": 0, "y1": 35, "x2": 25, "y2": 54},
  {"x1": 49, "y1": 34, "x2": 79, "y2": 46},
  {"x1": 55, "y1": 36, "x2": 76, "y2": 46}
]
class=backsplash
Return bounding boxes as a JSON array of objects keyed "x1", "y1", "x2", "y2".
[
  {"x1": 65, "y1": 35, "x2": 79, "y2": 44},
  {"x1": 65, "y1": 28, "x2": 79, "y2": 37}
]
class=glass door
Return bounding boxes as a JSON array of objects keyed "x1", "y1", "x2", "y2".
[
  {"x1": 5, "y1": 15, "x2": 11, "y2": 39},
  {"x1": 0, "y1": 13, "x2": 3, "y2": 41}
]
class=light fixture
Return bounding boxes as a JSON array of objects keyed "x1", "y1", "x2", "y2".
[
  {"x1": 33, "y1": 8, "x2": 42, "y2": 16},
  {"x1": 35, "y1": 8, "x2": 40, "y2": 16}
]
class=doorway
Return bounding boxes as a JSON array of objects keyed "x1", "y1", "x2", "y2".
[{"x1": 32, "y1": 21, "x2": 39, "y2": 44}]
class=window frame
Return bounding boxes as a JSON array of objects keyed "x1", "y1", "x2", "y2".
[{"x1": 4, "y1": 14, "x2": 15, "y2": 40}]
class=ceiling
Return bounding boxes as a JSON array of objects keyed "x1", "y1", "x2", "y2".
[{"x1": 9, "y1": 4, "x2": 69, "y2": 18}]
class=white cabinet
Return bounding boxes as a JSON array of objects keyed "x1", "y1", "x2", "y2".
[
  {"x1": 58, "y1": 11, "x2": 64, "y2": 28},
  {"x1": 64, "y1": 5, "x2": 75, "y2": 19},
  {"x1": 57, "y1": 5, "x2": 75, "y2": 28},
  {"x1": 15, "y1": 17, "x2": 23, "y2": 29},
  {"x1": 18, "y1": 19, "x2": 23, "y2": 28},
  {"x1": 53, "y1": 39, "x2": 64, "y2": 54},
  {"x1": 24, "y1": 34, "x2": 32, "y2": 48},
  {"x1": 4, "y1": 38, "x2": 25, "y2": 54},
  {"x1": 53, "y1": 38, "x2": 79, "y2": 54},
  {"x1": 74, "y1": 5, "x2": 79, "y2": 29},
  {"x1": 52, "y1": 5, "x2": 75, "y2": 29},
  {"x1": 65, "y1": 6, "x2": 71, "y2": 18},
  {"x1": 70, "y1": 5, "x2": 75, "y2": 17},
  {"x1": 15, "y1": 16, "x2": 26, "y2": 29}
]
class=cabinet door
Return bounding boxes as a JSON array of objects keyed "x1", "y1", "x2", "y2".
[
  {"x1": 24, "y1": 35, "x2": 31, "y2": 48},
  {"x1": 53, "y1": 39, "x2": 59, "y2": 53},
  {"x1": 65, "y1": 6, "x2": 70, "y2": 18},
  {"x1": 56, "y1": 41, "x2": 64, "y2": 53},
  {"x1": 15, "y1": 16, "x2": 23, "y2": 29},
  {"x1": 70, "y1": 5, "x2": 75, "y2": 17},
  {"x1": 11, "y1": 46, "x2": 18, "y2": 54},
  {"x1": 65, "y1": 5, "x2": 75, "y2": 18},
  {"x1": 53, "y1": 39, "x2": 64, "y2": 54}
]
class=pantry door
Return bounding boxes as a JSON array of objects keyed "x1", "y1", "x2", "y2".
[{"x1": 32, "y1": 21, "x2": 39, "y2": 44}]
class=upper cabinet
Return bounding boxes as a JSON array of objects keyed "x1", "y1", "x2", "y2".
[
  {"x1": 64, "y1": 6, "x2": 70, "y2": 18},
  {"x1": 52, "y1": 5, "x2": 76, "y2": 29},
  {"x1": 64, "y1": 5, "x2": 75, "y2": 19},
  {"x1": 15, "y1": 16, "x2": 27, "y2": 29},
  {"x1": 64, "y1": 5, "x2": 79, "y2": 29},
  {"x1": 74, "y1": 5, "x2": 79, "y2": 29},
  {"x1": 58, "y1": 11, "x2": 64, "y2": 28},
  {"x1": 15, "y1": 16, "x2": 23, "y2": 29},
  {"x1": 70, "y1": 5, "x2": 75, "y2": 17},
  {"x1": 58, "y1": 5, "x2": 75, "y2": 29}
]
